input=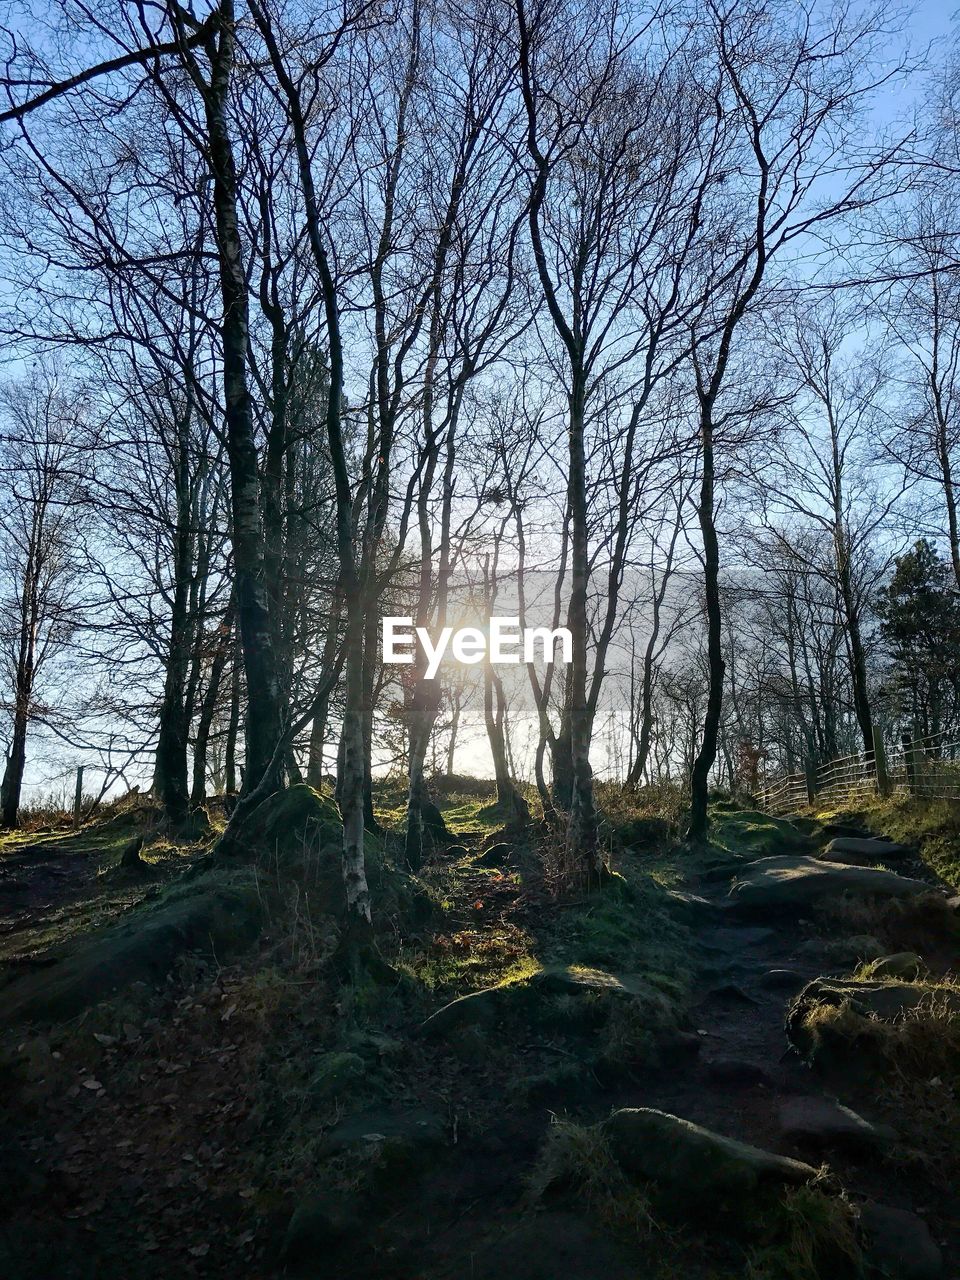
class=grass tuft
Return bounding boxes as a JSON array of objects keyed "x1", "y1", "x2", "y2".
[{"x1": 528, "y1": 1117, "x2": 657, "y2": 1235}]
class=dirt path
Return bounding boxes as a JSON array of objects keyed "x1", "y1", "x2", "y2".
[{"x1": 406, "y1": 831, "x2": 959, "y2": 1279}]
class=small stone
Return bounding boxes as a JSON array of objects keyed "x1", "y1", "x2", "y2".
[
  {"x1": 758, "y1": 969, "x2": 805, "y2": 993},
  {"x1": 860, "y1": 1202, "x2": 943, "y2": 1280},
  {"x1": 702, "y1": 983, "x2": 759, "y2": 1006},
  {"x1": 779, "y1": 1097, "x2": 896, "y2": 1152},
  {"x1": 322, "y1": 1107, "x2": 445, "y2": 1156},
  {"x1": 655, "y1": 1029, "x2": 703, "y2": 1063},
  {"x1": 705, "y1": 1057, "x2": 774, "y2": 1087},
  {"x1": 475, "y1": 843, "x2": 513, "y2": 868},
  {"x1": 867, "y1": 952, "x2": 922, "y2": 981}
]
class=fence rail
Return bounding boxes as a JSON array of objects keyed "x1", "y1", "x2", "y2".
[{"x1": 759, "y1": 727, "x2": 960, "y2": 816}]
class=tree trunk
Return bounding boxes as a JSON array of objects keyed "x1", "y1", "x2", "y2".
[
  {"x1": 404, "y1": 678, "x2": 441, "y2": 871},
  {"x1": 688, "y1": 412, "x2": 725, "y2": 841},
  {"x1": 564, "y1": 379, "x2": 599, "y2": 873},
  {"x1": 306, "y1": 706, "x2": 327, "y2": 788},
  {"x1": 190, "y1": 600, "x2": 235, "y2": 807},
  {"x1": 0, "y1": 712, "x2": 28, "y2": 829},
  {"x1": 361, "y1": 606, "x2": 380, "y2": 832},
  {"x1": 484, "y1": 665, "x2": 530, "y2": 824},
  {"x1": 202, "y1": 0, "x2": 284, "y2": 798},
  {"x1": 224, "y1": 629, "x2": 241, "y2": 796},
  {"x1": 838, "y1": 557, "x2": 874, "y2": 764},
  {"x1": 338, "y1": 598, "x2": 372, "y2": 924},
  {"x1": 445, "y1": 693, "x2": 461, "y2": 775}
]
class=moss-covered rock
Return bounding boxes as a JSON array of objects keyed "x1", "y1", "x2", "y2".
[
  {"x1": 244, "y1": 784, "x2": 437, "y2": 934},
  {"x1": 712, "y1": 810, "x2": 812, "y2": 857},
  {"x1": 786, "y1": 976, "x2": 960, "y2": 1070},
  {"x1": 602, "y1": 1108, "x2": 816, "y2": 1217},
  {"x1": 246, "y1": 784, "x2": 343, "y2": 862},
  {"x1": 615, "y1": 815, "x2": 672, "y2": 850},
  {"x1": 820, "y1": 836, "x2": 911, "y2": 865},
  {"x1": 419, "y1": 963, "x2": 678, "y2": 1046},
  {"x1": 861, "y1": 951, "x2": 923, "y2": 981},
  {"x1": 1, "y1": 873, "x2": 263, "y2": 1025},
  {"x1": 306, "y1": 1051, "x2": 366, "y2": 1103},
  {"x1": 728, "y1": 856, "x2": 933, "y2": 916}
]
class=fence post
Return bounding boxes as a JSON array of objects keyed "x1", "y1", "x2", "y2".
[
  {"x1": 872, "y1": 726, "x2": 891, "y2": 798},
  {"x1": 804, "y1": 757, "x2": 817, "y2": 807},
  {"x1": 73, "y1": 765, "x2": 84, "y2": 830},
  {"x1": 901, "y1": 733, "x2": 915, "y2": 795}
]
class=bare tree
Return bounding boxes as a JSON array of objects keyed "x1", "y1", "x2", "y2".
[{"x1": 0, "y1": 368, "x2": 85, "y2": 826}]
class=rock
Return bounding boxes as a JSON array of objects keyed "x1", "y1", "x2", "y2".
[
  {"x1": 247, "y1": 783, "x2": 343, "y2": 857},
  {"x1": 699, "y1": 926, "x2": 776, "y2": 952},
  {"x1": 282, "y1": 1192, "x2": 360, "y2": 1265},
  {"x1": 475, "y1": 843, "x2": 513, "y2": 868},
  {"x1": 779, "y1": 1097, "x2": 896, "y2": 1152},
  {"x1": 419, "y1": 964, "x2": 676, "y2": 1039},
  {"x1": 786, "y1": 977, "x2": 960, "y2": 1064},
  {"x1": 700, "y1": 982, "x2": 759, "y2": 1006},
  {"x1": 306, "y1": 1051, "x2": 366, "y2": 1103},
  {"x1": 799, "y1": 934, "x2": 886, "y2": 964},
  {"x1": 859, "y1": 1202, "x2": 943, "y2": 1280},
  {"x1": 711, "y1": 810, "x2": 813, "y2": 857},
  {"x1": 705, "y1": 1057, "x2": 774, "y2": 1087},
  {"x1": 617, "y1": 815, "x2": 671, "y2": 850},
  {"x1": 421, "y1": 800, "x2": 447, "y2": 835},
  {"x1": 822, "y1": 821, "x2": 869, "y2": 839},
  {"x1": 654, "y1": 1029, "x2": 703, "y2": 1065},
  {"x1": 444, "y1": 844, "x2": 470, "y2": 860},
  {"x1": 758, "y1": 968, "x2": 805, "y2": 993},
  {"x1": 346, "y1": 1030, "x2": 404, "y2": 1062},
  {"x1": 321, "y1": 1107, "x2": 446, "y2": 1177},
  {"x1": 119, "y1": 834, "x2": 145, "y2": 868},
  {"x1": 603, "y1": 1108, "x2": 816, "y2": 1216},
  {"x1": 820, "y1": 837, "x2": 911, "y2": 866},
  {"x1": 663, "y1": 890, "x2": 721, "y2": 923},
  {"x1": 455, "y1": 1210, "x2": 642, "y2": 1280},
  {"x1": 0, "y1": 876, "x2": 262, "y2": 1024},
  {"x1": 866, "y1": 952, "x2": 923, "y2": 981},
  {"x1": 727, "y1": 856, "x2": 931, "y2": 917},
  {"x1": 836, "y1": 935, "x2": 887, "y2": 962}
]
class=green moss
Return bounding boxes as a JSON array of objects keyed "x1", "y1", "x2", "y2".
[
  {"x1": 853, "y1": 794, "x2": 960, "y2": 888},
  {"x1": 306, "y1": 1051, "x2": 367, "y2": 1103},
  {"x1": 710, "y1": 809, "x2": 810, "y2": 857},
  {"x1": 247, "y1": 784, "x2": 343, "y2": 861}
]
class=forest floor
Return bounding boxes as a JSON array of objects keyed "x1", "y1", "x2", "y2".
[{"x1": 0, "y1": 782, "x2": 958, "y2": 1279}]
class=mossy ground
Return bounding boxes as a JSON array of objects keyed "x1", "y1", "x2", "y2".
[
  {"x1": 808, "y1": 791, "x2": 960, "y2": 888},
  {"x1": 1, "y1": 781, "x2": 954, "y2": 1278}
]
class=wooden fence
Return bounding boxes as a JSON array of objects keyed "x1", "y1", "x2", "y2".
[{"x1": 759, "y1": 726, "x2": 960, "y2": 816}]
